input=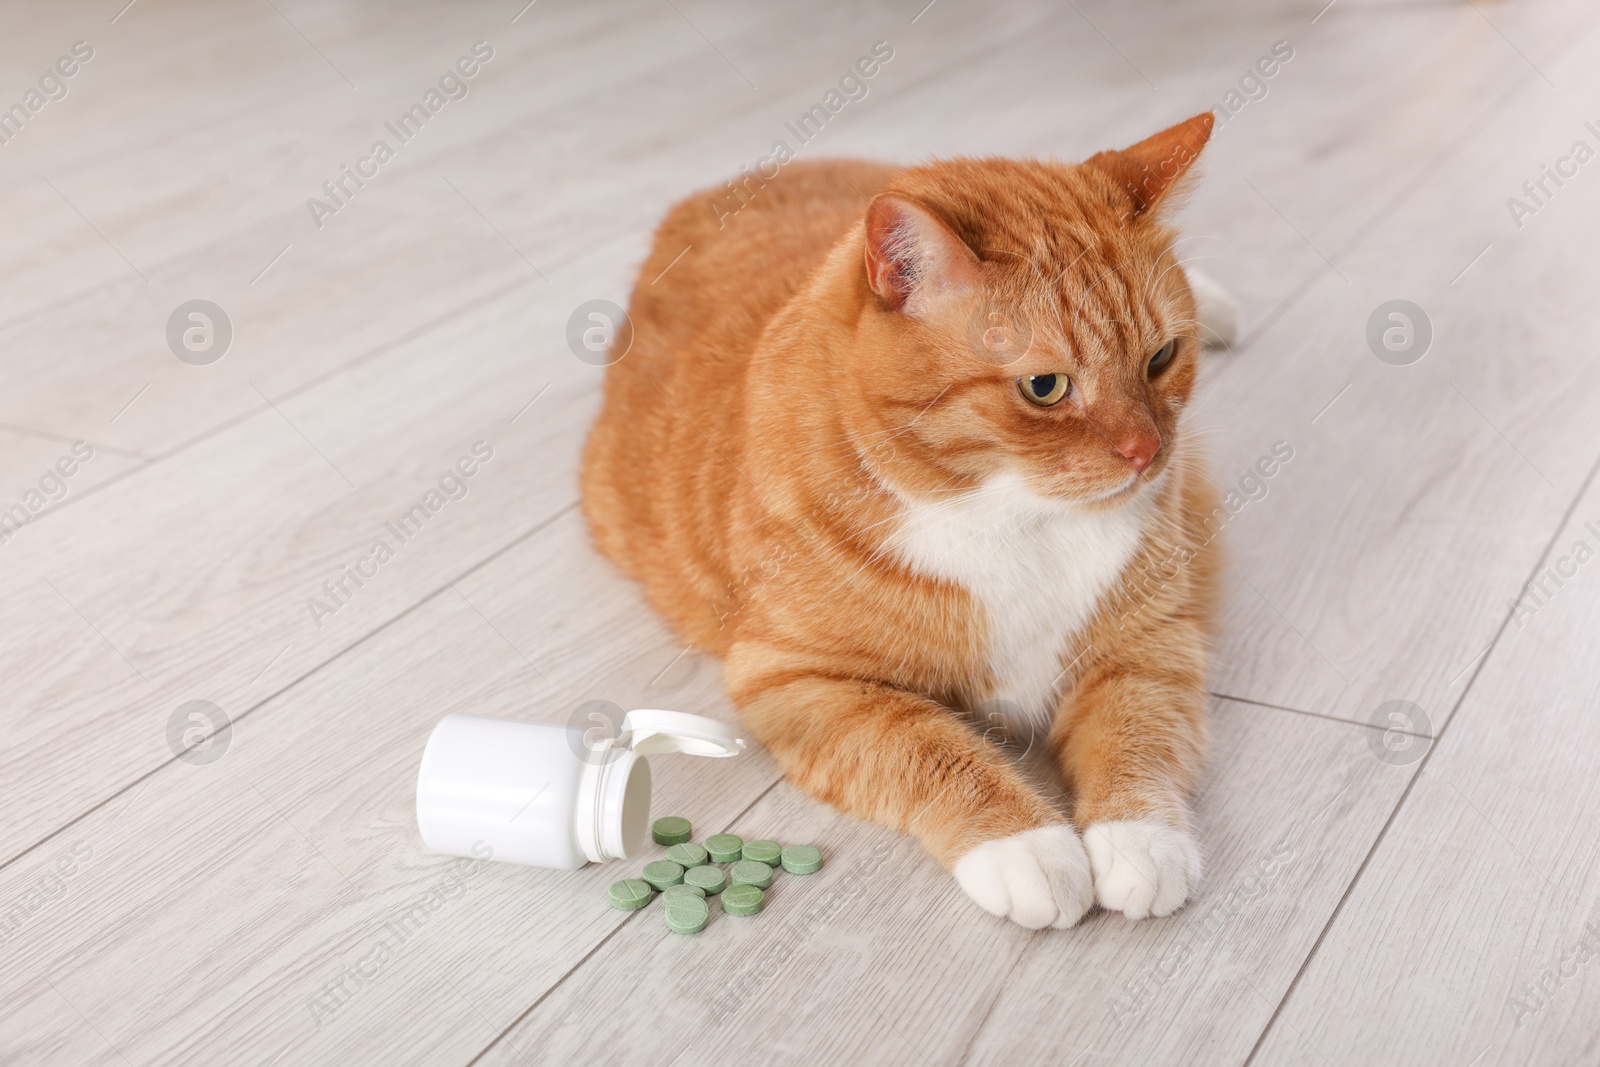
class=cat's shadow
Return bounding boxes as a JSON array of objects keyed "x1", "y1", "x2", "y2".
[{"x1": 958, "y1": 702, "x2": 1077, "y2": 815}]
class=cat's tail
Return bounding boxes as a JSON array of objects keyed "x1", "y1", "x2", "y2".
[{"x1": 1186, "y1": 268, "x2": 1239, "y2": 349}]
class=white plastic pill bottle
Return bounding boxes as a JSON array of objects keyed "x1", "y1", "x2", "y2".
[{"x1": 416, "y1": 709, "x2": 743, "y2": 870}]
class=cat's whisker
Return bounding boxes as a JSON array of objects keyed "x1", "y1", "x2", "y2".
[
  {"x1": 858, "y1": 482, "x2": 992, "y2": 551},
  {"x1": 1150, "y1": 253, "x2": 1233, "y2": 292},
  {"x1": 791, "y1": 382, "x2": 955, "y2": 465},
  {"x1": 829, "y1": 469, "x2": 982, "y2": 552},
  {"x1": 792, "y1": 421, "x2": 915, "y2": 458}
]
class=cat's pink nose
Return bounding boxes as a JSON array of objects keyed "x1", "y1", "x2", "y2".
[{"x1": 1118, "y1": 432, "x2": 1160, "y2": 471}]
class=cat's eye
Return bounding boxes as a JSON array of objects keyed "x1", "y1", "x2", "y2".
[
  {"x1": 1018, "y1": 373, "x2": 1071, "y2": 407},
  {"x1": 1147, "y1": 340, "x2": 1177, "y2": 376}
]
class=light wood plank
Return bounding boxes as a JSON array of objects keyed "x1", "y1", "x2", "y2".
[
  {"x1": 1196, "y1": 11, "x2": 1600, "y2": 727},
  {"x1": 0, "y1": 428, "x2": 143, "y2": 532},
  {"x1": 3, "y1": 1, "x2": 1599, "y2": 1064},
  {"x1": 3, "y1": 0, "x2": 953, "y2": 450},
  {"x1": 474, "y1": 699, "x2": 1408, "y2": 1066},
  {"x1": 5, "y1": 0, "x2": 1572, "y2": 455},
  {"x1": 1249, "y1": 458, "x2": 1600, "y2": 1065},
  {"x1": 0, "y1": 512, "x2": 776, "y2": 1066},
  {"x1": 0, "y1": 0, "x2": 1075, "y2": 873},
  {"x1": 0, "y1": 278, "x2": 599, "y2": 868}
]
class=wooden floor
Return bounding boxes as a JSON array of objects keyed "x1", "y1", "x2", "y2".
[{"x1": 3, "y1": 0, "x2": 1599, "y2": 1063}]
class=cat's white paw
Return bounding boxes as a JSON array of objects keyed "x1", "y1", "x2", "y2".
[
  {"x1": 1186, "y1": 268, "x2": 1238, "y2": 349},
  {"x1": 952, "y1": 825, "x2": 1095, "y2": 929},
  {"x1": 1083, "y1": 820, "x2": 1201, "y2": 920}
]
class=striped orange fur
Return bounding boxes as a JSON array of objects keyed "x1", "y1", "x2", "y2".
[{"x1": 582, "y1": 114, "x2": 1221, "y2": 927}]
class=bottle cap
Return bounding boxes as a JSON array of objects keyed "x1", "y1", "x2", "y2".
[
  {"x1": 415, "y1": 710, "x2": 743, "y2": 870},
  {"x1": 620, "y1": 709, "x2": 745, "y2": 758}
]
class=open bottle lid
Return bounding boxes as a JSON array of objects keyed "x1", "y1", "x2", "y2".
[{"x1": 620, "y1": 709, "x2": 745, "y2": 758}]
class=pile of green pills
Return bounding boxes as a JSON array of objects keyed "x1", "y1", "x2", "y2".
[{"x1": 608, "y1": 816, "x2": 824, "y2": 935}]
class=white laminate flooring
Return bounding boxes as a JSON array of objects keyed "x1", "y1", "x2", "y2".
[{"x1": 3, "y1": 1, "x2": 1599, "y2": 1064}]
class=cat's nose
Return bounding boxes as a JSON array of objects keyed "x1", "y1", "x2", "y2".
[{"x1": 1117, "y1": 431, "x2": 1160, "y2": 471}]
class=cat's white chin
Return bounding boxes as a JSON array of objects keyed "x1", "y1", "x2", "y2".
[
  {"x1": 1081, "y1": 472, "x2": 1141, "y2": 503},
  {"x1": 1075, "y1": 463, "x2": 1170, "y2": 507},
  {"x1": 953, "y1": 825, "x2": 1095, "y2": 929},
  {"x1": 1083, "y1": 819, "x2": 1201, "y2": 920}
]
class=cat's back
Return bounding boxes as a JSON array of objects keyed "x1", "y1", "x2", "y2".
[
  {"x1": 639, "y1": 159, "x2": 900, "y2": 350},
  {"x1": 581, "y1": 160, "x2": 898, "y2": 645}
]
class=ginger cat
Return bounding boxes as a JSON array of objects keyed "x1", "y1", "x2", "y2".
[{"x1": 582, "y1": 114, "x2": 1225, "y2": 928}]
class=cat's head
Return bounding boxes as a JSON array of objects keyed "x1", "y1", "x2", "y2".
[{"x1": 846, "y1": 113, "x2": 1214, "y2": 510}]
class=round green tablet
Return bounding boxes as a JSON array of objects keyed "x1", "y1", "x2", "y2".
[
  {"x1": 780, "y1": 844, "x2": 823, "y2": 875},
  {"x1": 664, "y1": 892, "x2": 710, "y2": 934},
  {"x1": 652, "y1": 816, "x2": 693, "y2": 846},
  {"x1": 741, "y1": 839, "x2": 782, "y2": 866},
  {"x1": 705, "y1": 833, "x2": 744, "y2": 863},
  {"x1": 721, "y1": 883, "x2": 763, "y2": 916},
  {"x1": 662, "y1": 883, "x2": 706, "y2": 901},
  {"x1": 665, "y1": 842, "x2": 708, "y2": 867},
  {"x1": 608, "y1": 879, "x2": 653, "y2": 911},
  {"x1": 728, "y1": 859, "x2": 774, "y2": 889},
  {"x1": 684, "y1": 864, "x2": 727, "y2": 894},
  {"x1": 641, "y1": 859, "x2": 685, "y2": 891}
]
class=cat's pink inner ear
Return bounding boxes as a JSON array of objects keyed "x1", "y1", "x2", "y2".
[
  {"x1": 864, "y1": 195, "x2": 981, "y2": 312},
  {"x1": 1085, "y1": 111, "x2": 1215, "y2": 218}
]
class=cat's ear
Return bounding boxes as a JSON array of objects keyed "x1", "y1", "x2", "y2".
[
  {"x1": 864, "y1": 194, "x2": 982, "y2": 313},
  {"x1": 1085, "y1": 112, "x2": 1214, "y2": 219}
]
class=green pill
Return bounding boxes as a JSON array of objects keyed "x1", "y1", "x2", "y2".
[
  {"x1": 729, "y1": 860, "x2": 774, "y2": 889},
  {"x1": 780, "y1": 844, "x2": 823, "y2": 875},
  {"x1": 608, "y1": 879, "x2": 653, "y2": 911},
  {"x1": 641, "y1": 859, "x2": 685, "y2": 890},
  {"x1": 662, "y1": 883, "x2": 706, "y2": 901},
  {"x1": 652, "y1": 816, "x2": 693, "y2": 845},
  {"x1": 684, "y1": 864, "x2": 727, "y2": 895},
  {"x1": 705, "y1": 833, "x2": 744, "y2": 863},
  {"x1": 665, "y1": 892, "x2": 710, "y2": 934},
  {"x1": 742, "y1": 840, "x2": 782, "y2": 866},
  {"x1": 666, "y1": 842, "x2": 708, "y2": 867},
  {"x1": 721, "y1": 884, "x2": 763, "y2": 916}
]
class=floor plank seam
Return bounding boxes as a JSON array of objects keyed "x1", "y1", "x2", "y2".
[
  {"x1": 1208, "y1": 691, "x2": 1428, "y2": 736},
  {"x1": 467, "y1": 774, "x2": 787, "y2": 1065},
  {"x1": 951, "y1": 940, "x2": 1036, "y2": 1067},
  {"x1": 1225, "y1": 2, "x2": 1600, "y2": 361},
  {"x1": 8, "y1": 4, "x2": 1600, "y2": 1060},
  {"x1": 0, "y1": 0, "x2": 857, "y2": 342},
  {"x1": 0, "y1": 422, "x2": 150, "y2": 460},
  {"x1": 0, "y1": 498, "x2": 580, "y2": 878},
  {"x1": 0, "y1": 272, "x2": 536, "y2": 546}
]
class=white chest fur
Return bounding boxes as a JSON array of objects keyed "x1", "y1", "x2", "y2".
[{"x1": 888, "y1": 473, "x2": 1155, "y2": 721}]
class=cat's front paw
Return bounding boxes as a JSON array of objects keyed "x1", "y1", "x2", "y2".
[
  {"x1": 1083, "y1": 820, "x2": 1201, "y2": 920},
  {"x1": 952, "y1": 825, "x2": 1095, "y2": 929}
]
